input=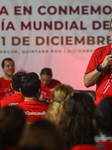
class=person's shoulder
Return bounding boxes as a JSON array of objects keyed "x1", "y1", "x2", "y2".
[
  {"x1": 1, "y1": 93, "x2": 14, "y2": 101},
  {"x1": 51, "y1": 79, "x2": 61, "y2": 84},
  {"x1": 92, "y1": 44, "x2": 111, "y2": 57},
  {"x1": 0, "y1": 77, "x2": 3, "y2": 85},
  {"x1": 39, "y1": 101, "x2": 49, "y2": 106},
  {"x1": 95, "y1": 44, "x2": 111, "y2": 51},
  {"x1": 0, "y1": 77, "x2": 3, "y2": 81},
  {"x1": 71, "y1": 144, "x2": 100, "y2": 150},
  {"x1": 16, "y1": 101, "x2": 25, "y2": 107}
]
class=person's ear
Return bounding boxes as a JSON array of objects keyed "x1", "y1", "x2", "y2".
[
  {"x1": 38, "y1": 88, "x2": 41, "y2": 96},
  {"x1": 19, "y1": 88, "x2": 21, "y2": 93},
  {"x1": 10, "y1": 83, "x2": 13, "y2": 90},
  {"x1": 92, "y1": 119, "x2": 97, "y2": 129}
]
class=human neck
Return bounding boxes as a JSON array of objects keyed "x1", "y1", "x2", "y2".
[
  {"x1": 3, "y1": 75, "x2": 12, "y2": 80},
  {"x1": 24, "y1": 96, "x2": 39, "y2": 102},
  {"x1": 14, "y1": 91, "x2": 21, "y2": 94}
]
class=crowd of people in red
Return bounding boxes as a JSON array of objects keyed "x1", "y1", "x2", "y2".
[{"x1": 0, "y1": 57, "x2": 112, "y2": 150}]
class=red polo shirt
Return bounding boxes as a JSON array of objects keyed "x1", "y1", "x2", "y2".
[
  {"x1": 98, "y1": 141, "x2": 112, "y2": 150},
  {"x1": 0, "y1": 93, "x2": 24, "y2": 108},
  {"x1": 40, "y1": 79, "x2": 61, "y2": 102},
  {"x1": 71, "y1": 144, "x2": 103, "y2": 150},
  {"x1": 17, "y1": 101, "x2": 49, "y2": 122},
  {"x1": 0, "y1": 77, "x2": 14, "y2": 101}
]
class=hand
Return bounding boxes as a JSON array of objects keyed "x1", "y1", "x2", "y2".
[{"x1": 101, "y1": 54, "x2": 112, "y2": 69}]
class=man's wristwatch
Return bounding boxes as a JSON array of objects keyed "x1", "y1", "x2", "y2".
[{"x1": 96, "y1": 64, "x2": 105, "y2": 72}]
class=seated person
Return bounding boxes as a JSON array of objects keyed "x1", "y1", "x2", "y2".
[
  {"x1": 0, "y1": 72, "x2": 26, "y2": 108},
  {"x1": 17, "y1": 72, "x2": 49, "y2": 122},
  {"x1": 40, "y1": 68, "x2": 61, "y2": 102},
  {"x1": 58, "y1": 92, "x2": 101, "y2": 150},
  {"x1": 45, "y1": 84, "x2": 73, "y2": 125},
  {"x1": 0, "y1": 106, "x2": 26, "y2": 150},
  {"x1": 93, "y1": 97, "x2": 112, "y2": 150},
  {"x1": 0, "y1": 58, "x2": 15, "y2": 100},
  {"x1": 18, "y1": 119, "x2": 63, "y2": 150}
]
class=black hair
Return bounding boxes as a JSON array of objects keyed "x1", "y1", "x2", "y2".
[
  {"x1": 12, "y1": 72, "x2": 27, "y2": 92},
  {"x1": 40, "y1": 68, "x2": 53, "y2": 77},
  {"x1": 59, "y1": 92, "x2": 96, "y2": 150},
  {"x1": 1, "y1": 58, "x2": 14, "y2": 68},
  {"x1": 0, "y1": 106, "x2": 26, "y2": 149},
  {"x1": 94, "y1": 97, "x2": 112, "y2": 135},
  {"x1": 21, "y1": 72, "x2": 41, "y2": 97},
  {"x1": 19, "y1": 119, "x2": 63, "y2": 150}
]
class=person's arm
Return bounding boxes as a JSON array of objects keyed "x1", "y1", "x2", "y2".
[
  {"x1": 84, "y1": 54, "x2": 112, "y2": 87},
  {"x1": 84, "y1": 70, "x2": 102, "y2": 87}
]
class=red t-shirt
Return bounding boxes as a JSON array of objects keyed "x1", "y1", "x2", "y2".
[
  {"x1": 98, "y1": 141, "x2": 112, "y2": 150},
  {"x1": 0, "y1": 93, "x2": 24, "y2": 108},
  {"x1": 17, "y1": 101, "x2": 49, "y2": 122},
  {"x1": 40, "y1": 79, "x2": 61, "y2": 102},
  {"x1": 85, "y1": 44, "x2": 112, "y2": 105},
  {"x1": 71, "y1": 144, "x2": 101, "y2": 150},
  {"x1": 0, "y1": 77, "x2": 14, "y2": 101}
]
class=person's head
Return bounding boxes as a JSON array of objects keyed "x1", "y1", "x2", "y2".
[
  {"x1": 59, "y1": 92, "x2": 96, "y2": 150},
  {"x1": 45, "y1": 84, "x2": 73, "y2": 124},
  {"x1": 109, "y1": 19, "x2": 112, "y2": 40},
  {"x1": 19, "y1": 119, "x2": 63, "y2": 150},
  {"x1": 0, "y1": 106, "x2": 26, "y2": 149},
  {"x1": 12, "y1": 72, "x2": 27, "y2": 92},
  {"x1": 21, "y1": 72, "x2": 41, "y2": 98},
  {"x1": 94, "y1": 97, "x2": 112, "y2": 135},
  {"x1": 1, "y1": 58, "x2": 15, "y2": 77},
  {"x1": 40, "y1": 68, "x2": 53, "y2": 86}
]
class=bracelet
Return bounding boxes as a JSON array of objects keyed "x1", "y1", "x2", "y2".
[{"x1": 96, "y1": 64, "x2": 105, "y2": 72}]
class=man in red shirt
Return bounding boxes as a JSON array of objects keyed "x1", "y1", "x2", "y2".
[
  {"x1": 0, "y1": 58, "x2": 15, "y2": 100},
  {"x1": 93, "y1": 97, "x2": 112, "y2": 150},
  {"x1": 40, "y1": 68, "x2": 61, "y2": 103},
  {"x1": 17, "y1": 72, "x2": 49, "y2": 122},
  {"x1": 84, "y1": 19, "x2": 112, "y2": 105},
  {"x1": 0, "y1": 72, "x2": 26, "y2": 108}
]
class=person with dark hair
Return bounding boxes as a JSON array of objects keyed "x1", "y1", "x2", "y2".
[
  {"x1": 18, "y1": 119, "x2": 63, "y2": 150},
  {"x1": 0, "y1": 72, "x2": 26, "y2": 108},
  {"x1": 0, "y1": 106, "x2": 26, "y2": 149},
  {"x1": 93, "y1": 97, "x2": 112, "y2": 149},
  {"x1": 40, "y1": 68, "x2": 61, "y2": 103},
  {"x1": 17, "y1": 72, "x2": 49, "y2": 122},
  {"x1": 0, "y1": 58, "x2": 15, "y2": 100},
  {"x1": 59, "y1": 92, "x2": 101, "y2": 150},
  {"x1": 84, "y1": 19, "x2": 112, "y2": 105}
]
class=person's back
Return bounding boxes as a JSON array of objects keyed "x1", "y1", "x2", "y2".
[
  {"x1": 17, "y1": 72, "x2": 49, "y2": 122},
  {"x1": 0, "y1": 72, "x2": 26, "y2": 108},
  {"x1": 59, "y1": 92, "x2": 100, "y2": 150},
  {"x1": 0, "y1": 106, "x2": 26, "y2": 150},
  {"x1": 18, "y1": 119, "x2": 63, "y2": 150},
  {"x1": 0, "y1": 58, "x2": 15, "y2": 100},
  {"x1": 45, "y1": 84, "x2": 73, "y2": 125},
  {"x1": 94, "y1": 97, "x2": 112, "y2": 150}
]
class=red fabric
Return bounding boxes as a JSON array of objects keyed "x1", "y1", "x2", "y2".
[
  {"x1": 98, "y1": 141, "x2": 112, "y2": 150},
  {"x1": 40, "y1": 79, "x2": 61, "y2": 102},
  {"x1": 0, "y1": 93, "x2": 24, "y2": 108},
  {"x1": 0, "y1": 77, "x2": 14, "y2": 101},
  {"x1": 71, "y1": 144, "x2": 100, "y2": 150},
  {"x1": 17, "y1": 101, "x2": 49, "y2": 122},
  {"x1": 85, "y1": 44, "x2": 112, "y2": 105}
]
